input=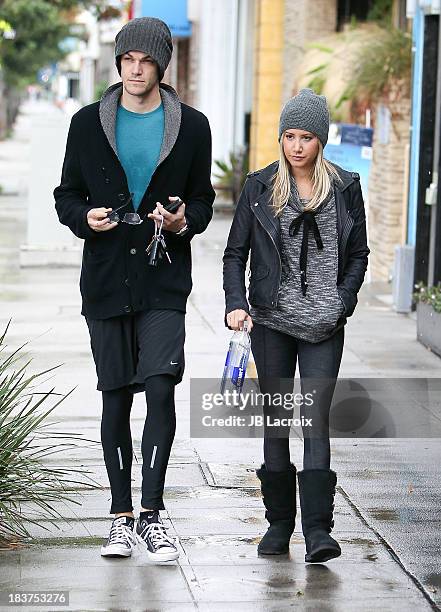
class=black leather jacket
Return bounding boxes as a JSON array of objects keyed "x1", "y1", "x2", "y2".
[{"x1": 223, "y1": 160, "x2": 370, "y2": 324}]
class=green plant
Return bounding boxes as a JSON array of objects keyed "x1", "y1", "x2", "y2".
[
  {"x1": 336, "y1": 26, "x2": 412, "y2": 109},
  {"x1": 413, "y1": 282, "x2": 441, "y2": 314},
  {"x1": 367, "y1": 0, "x2": 393, "y2": 24},
  {"x1": 0, "y1": 1, "x2": 121, "y2": 89},
  {"x1": 213, "y1": 148, "x2": 249, "y2": 204},
  {"x1": 350, "y1": 15, "x2": 359, "y2": 28},
  {"x1": 94, "y1": 79, "x2": 108, "y2": 101},
  {"x1": 303, "y1": 44, "x2": 332, "y2": 97},
  {"x1": 306, "y1": 43, "x2": 333, "y2": 54},
  {"x1": 0, "y1": 321, "x2": 99, "y2": 547},
  {"x1": 305, "y1": 63, "x2": 328, "y2": 95}
]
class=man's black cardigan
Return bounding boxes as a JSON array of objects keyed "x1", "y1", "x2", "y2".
[{"x1": 54, "y1": 97, "x2": 215, "y2": 320}]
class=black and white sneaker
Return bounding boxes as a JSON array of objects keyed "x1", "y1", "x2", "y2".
[
  {"x1": 136, "y1": 510, "x2": 179, "y2": 562},
  {"x1": 101, "y1": 516, "x2": 137, "y2": 558}
]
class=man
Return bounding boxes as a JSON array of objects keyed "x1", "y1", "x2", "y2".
[{"x1": 54, "y1": 16, "x2": 215, "y2": 562}]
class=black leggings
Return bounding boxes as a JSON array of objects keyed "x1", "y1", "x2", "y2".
[
  {"x1": 101, "y1": 374, "x2": 176, "y2": 514},
  {"x1": 250, "y1": 323, "x2": 344, "y2": 471}
]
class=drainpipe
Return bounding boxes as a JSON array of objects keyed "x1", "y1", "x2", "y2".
[
  {"x1": 406, "y1": 0, "x2": 424, "y2": 248},
  {"x1": 392, "y1": 1, "x2": 424, "y2": 312}
]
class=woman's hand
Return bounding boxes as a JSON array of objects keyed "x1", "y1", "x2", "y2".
[{"x1": 226, "y1": 309, "x2": 253, "y2": 332}]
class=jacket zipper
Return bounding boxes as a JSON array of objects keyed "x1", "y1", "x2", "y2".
[{"x1": 251, "y1": 203, "x2": 282, "y2": 307}]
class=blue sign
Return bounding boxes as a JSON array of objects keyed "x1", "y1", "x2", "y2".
[
  {"x1": 340, "y1": 124, "x2": 373, "y2": 147},
  {"x1": 140, "y1": 0, "x2": 192, "y2": 37},
  {"x1": 325, "y1": 123, "x2": 373, "y2": 201}
]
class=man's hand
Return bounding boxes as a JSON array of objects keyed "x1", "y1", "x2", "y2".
[
  {"x1": 226, "y1": 309, "x2": 253, "y2": 332},
  {"x1": 148, "y1": 196, "x2": 187, "y2": 232},
  {"x1": 87, "y1": 207, "x2": 118, "y2": 232}
]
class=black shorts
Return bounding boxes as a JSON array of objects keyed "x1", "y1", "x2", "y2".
[{"x1": 85, "y1": 309, "x2": 185, "y2": 393}]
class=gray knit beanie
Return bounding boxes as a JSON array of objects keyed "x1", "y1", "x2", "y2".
[
  {"x1": 115, "y1": 17, "x2": 173, "y2": 81},
  {"x1": 278, "y1": 88, "x2": 330, "y2": 147}
]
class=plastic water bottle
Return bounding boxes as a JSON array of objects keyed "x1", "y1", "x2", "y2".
[{"x1": 220, "y1": 320, "x2": 251, "y2": 393}]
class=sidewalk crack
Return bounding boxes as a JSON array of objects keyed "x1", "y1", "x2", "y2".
[{"x1": 338, "y1": 485, "x2": 440, "y2": 611}]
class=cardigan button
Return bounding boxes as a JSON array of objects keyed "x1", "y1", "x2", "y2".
[
  {"x1": 124, "y1": 278, "x2": 130, "y2": 286},
  {"x1": 104, "y1": 178, "x2": 110, "y2": 184},
  {"x1": 130, "y1": 248, "x2": 137, "y2": 255},
  {"x1": 118, "y1": 193, "x2": 126, "y2": 201},
  {"x1": 123, "y1": 305, "x2": 132, "y2": 313}
]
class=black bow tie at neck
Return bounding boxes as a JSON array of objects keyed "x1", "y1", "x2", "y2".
[{"x1": 288, "y1": 211, "x2": 324, "y2": 296}]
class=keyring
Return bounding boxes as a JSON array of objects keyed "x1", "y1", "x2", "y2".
[{"x1": 155, "y1": 215, "x2": 164, "y2": 237}]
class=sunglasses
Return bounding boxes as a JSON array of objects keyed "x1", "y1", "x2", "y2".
[{"x1": 107, "y1": 193, "x2": 147, "y2": 225}]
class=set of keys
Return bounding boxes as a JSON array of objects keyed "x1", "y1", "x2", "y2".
[{"x1": 145, "y1": 215, "x2": 172, "y2": 266}]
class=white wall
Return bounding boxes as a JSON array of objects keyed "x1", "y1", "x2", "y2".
[
  {"x1": 193, "y1": 0, "x2": 254, "y2": 166},
  {"x1": 20, "y1": 103, "x2": 83, "y2": 267},
  {"x1": 79, "y1": 11, "x2": 100, "y2": 105}
]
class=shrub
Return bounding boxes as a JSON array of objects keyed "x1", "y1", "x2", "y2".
[
  {"x1": 413, "y1": 282, "x2": 441, "y2": 314},
  {"x1": 336, "y1": 26, "x2": 412, "y2": 110},
  {"x1": 0, "y1": 321, "x2": 98, "y2": 547},
  {"x1": 213, "y1": 148, "x2": 249, "y2": 205}
]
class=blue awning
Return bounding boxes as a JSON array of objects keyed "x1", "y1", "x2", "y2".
[{"x1": 140, "y1": 0, "x2": 192, "y2": 37}]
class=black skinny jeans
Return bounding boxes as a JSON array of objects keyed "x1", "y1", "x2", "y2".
[
  {"x1": 100, "y1": 374, "x2": 176, "y2": 514},
  {"x1": 250, "y1": 322, "x2": 344, "y2": 471}
]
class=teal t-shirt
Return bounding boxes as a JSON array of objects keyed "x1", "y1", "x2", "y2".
[{"x1": 115, "y1": 102, "x2": 164, "y2": 211}]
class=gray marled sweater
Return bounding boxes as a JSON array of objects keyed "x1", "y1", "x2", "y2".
[{"x1": 250, "y1": 177, "x2": 345, "y2": 343}]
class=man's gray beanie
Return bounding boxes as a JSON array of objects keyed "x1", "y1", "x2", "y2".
[
  {"x1": 278, "y1": 88, "x2": 330, "y2": 147},
  {"x1": 115, "y1": 17, "x2": 173, "y2": 81}
]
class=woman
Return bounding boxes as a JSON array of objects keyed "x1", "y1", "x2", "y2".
[{"x1": 223, "y1": 88, "x2": 370, "y2": 563}]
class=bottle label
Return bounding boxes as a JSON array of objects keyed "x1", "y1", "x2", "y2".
[
  {"x1": 231, "y1": 366, "x2": 244, "y2": 387},
  {"x1": 231, "y1": 349, "x2": 249, "y2": 388}
]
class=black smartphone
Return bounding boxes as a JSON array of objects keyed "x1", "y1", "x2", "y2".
[{"x1": 164, "y1": 197, "x2": 183, "y2": 214}]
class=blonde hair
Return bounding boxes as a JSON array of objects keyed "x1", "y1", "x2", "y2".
[{"x1": 271, "y1": 135, "x2": 342, "y2": 216}]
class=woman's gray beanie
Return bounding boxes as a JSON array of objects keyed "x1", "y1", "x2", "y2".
[
  {"x1": 278, "y1": 88, "x2": 330, "y2": 147},
  {"x1": 115, "y1": 17, "x2": 173, "y2": 81}
]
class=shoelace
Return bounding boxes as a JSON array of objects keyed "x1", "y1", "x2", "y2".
[
  {"x1": 139, "y1": 521, "x2": 176, "y2": 549},
  {"x1": 108, "y1": 522, "x2": 136, "y2": 547}
]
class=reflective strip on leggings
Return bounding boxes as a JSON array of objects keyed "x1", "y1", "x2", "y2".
[
  {"x1": 150, "y1": 445, "x2": 158, "y2": 468},
  {"x1": 117, "y1": 446, "x2": 123, "y2": 470}
]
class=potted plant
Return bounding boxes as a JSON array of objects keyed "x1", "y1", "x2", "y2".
[
  {"x1": 413, "y1": 282, "x2": 441, "y2": 358},
  {"x1": 213, "y1": 147, "x2": 249, "y2": 205}
]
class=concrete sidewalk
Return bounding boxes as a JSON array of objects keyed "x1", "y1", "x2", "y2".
[{"x1": 0, "y1": 102, "x2": 440, "y2": 611}]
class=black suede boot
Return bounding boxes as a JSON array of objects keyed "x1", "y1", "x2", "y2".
[
  {"x1": 297, "y1": 468, "x2": 341, "y2": 563},
  {"x1": 255, "y1": 463, "x2": 296, "y2": 555}
]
